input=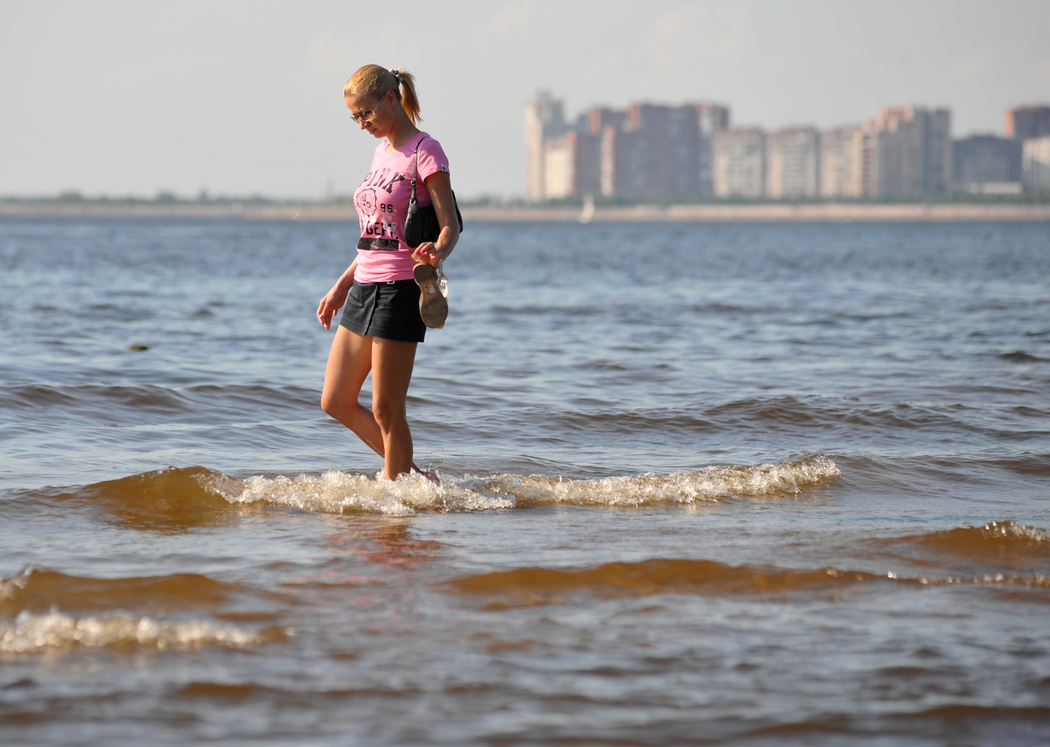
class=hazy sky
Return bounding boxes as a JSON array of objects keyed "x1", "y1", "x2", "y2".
[{"x1": 2, "y1": 0, "x2": 1048, "y2": 200}]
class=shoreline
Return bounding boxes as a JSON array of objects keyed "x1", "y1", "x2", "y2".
[{"x1": 2, "y1": 201, "x2": 1049, "y2": 222}]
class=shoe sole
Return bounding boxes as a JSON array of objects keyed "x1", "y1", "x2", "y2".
[{"x1": 413, "y1": 263, "x2": 448, "y2": 329}]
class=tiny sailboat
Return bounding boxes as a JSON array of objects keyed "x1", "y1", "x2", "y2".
[{"x1": 579, "y1": 193, "x2": 595, "y2": 224}]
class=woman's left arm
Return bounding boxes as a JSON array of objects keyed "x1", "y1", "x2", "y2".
[{"x1": 412, "y1": 171, "x2": 459, "y2": 268}]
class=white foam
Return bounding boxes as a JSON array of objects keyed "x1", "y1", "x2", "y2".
[
  {"x1": 0, "y1": 608, "x2": 278, "y2": 653},
  {"x1": 204, "y1": 456, "x2": 839, "y2": 515},
  {"x1": 210, "y1": 470, "x2": 514, "y2": 516},
  {"x1": 982, "y1": 521, "x2": 1050, "y2": 543},
  {"x1": 0, "y1": 572, "x2": 29, "y2": 601},
  {"x1": 478, "y1": 455, "x2": 840, "y2": 507}
]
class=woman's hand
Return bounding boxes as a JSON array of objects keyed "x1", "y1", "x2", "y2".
[
  {"x1": 411, "y1": 242, "x2": 443, "y2": 268},
  {"x1": 318, "y1": 263, "x2": 357, "y2": 330},
  {"x1": 317, "y1": 283, "x2": 348, "y2": 331}
]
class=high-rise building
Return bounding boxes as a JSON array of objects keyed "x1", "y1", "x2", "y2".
[
  {"x1": 953, "y1": 135, "x2": 1022, "y2": 189},
  {"x1": 1023, "y1": 137, "x2": 1050, "y2": 190},
  {"x1": 819, "y1": 126, "x2": 864, "y2": 197},
  {"x1": 574, "y1": 108, "x2": 623, "y2": 196},
  {"x1": 766, "y1": 127, "x2": 820, "y2": 198},
  {"x1": 859, "y1": 128, "x2": 884, "y2": 197},
  {"x1": 582, "y1": 107, "x2": 627, "y2": 135},
  {"x1": 712, "y1": 128, "x2": 766, "y2": 198},
  {"x1": 599, "y1": 125, "x2": 642, "y2": 196},
  {"x1": 527, "y1": 94, "x2": 728, "y2": 200},
  {"x1": 1005, "y1": 106, "x2": 1050, "y2": 141},
  {"x1": 618, "y1": 104, "x2": 703, "y2": 196},
  {"x1": 542, "y1": 131, "x2": 577, "y2": 199},
  {"x1": 537, "y1": 129, "x2": 603, "y2": 199},
  {"x1": 696, "y1": 104, "x2": 730, "y2": 135},
  {"x1": 864, "y1": 106, "x2": 952, "y2": 196},
  {"x1": 525, "y1": 92, "x2": 567, "y2": 201},
  {"x1": 696, "y1": 104, "x2": 731, "y2": 195}
]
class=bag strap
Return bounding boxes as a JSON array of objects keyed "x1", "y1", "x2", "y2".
[
  {"x1": 409, "y1": 134, "x2": 424, "y2": 205},
  {"x1": 408, "y1": 134, "x2": 463, "y2": 232}
]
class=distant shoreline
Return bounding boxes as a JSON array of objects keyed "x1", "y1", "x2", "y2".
[{"x1": 2, "y1": 201, "x2": 1049, "y2": 222}]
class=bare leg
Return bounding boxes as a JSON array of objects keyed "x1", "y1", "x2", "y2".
[
  {"x1": 370, "y1": 337, "x2": 418, "y2": 479},
  {"x1": 321, "y1": 327, "x2": 421, "y2": 480},
  {"x1": 321, "y1": 327, "x2": 386, "y2": 458}
]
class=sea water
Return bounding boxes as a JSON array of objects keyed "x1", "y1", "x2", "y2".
[{"x1": 1, "y1": 218, "x2": 1049, "y2": 745}]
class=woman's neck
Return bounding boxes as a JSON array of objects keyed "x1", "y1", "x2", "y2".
[{"x1": 386, "y1": 110, "x2": 420, "y2": 151}]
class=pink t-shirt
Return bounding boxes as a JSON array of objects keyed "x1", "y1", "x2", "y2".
[{"x1": 352, "y1": 131, "x2": 450, "y2": 283}]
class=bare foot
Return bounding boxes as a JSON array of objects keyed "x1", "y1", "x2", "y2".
[{"x1": 411, "y1": 465, "x2": 440, "y2": 484}]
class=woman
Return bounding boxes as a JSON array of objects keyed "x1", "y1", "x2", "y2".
[{"x1": 317, "y1": 65, "x2": 459, "y2": 480}]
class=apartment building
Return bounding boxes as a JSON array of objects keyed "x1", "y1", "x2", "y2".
[
  {"x1": 542, "y1": 131, "x2": 577, "y2": 199},
  {"x1": 712, "y1": 128, "x2": 766, "y2": 198},
  {"x1": 766, "y1": 127, "x2": 820, "y2": 198},
  {"x1": 696, "y1": 104, "x2": 731, "y2": 194},
  {"x1": 1006, "y1": 106, "x2": 1050, "y2": 141},
  {"x1": 855, "y1": 107, "x2": 953, "y2": 197},
  {"x1": 525, "y1": 92, "x2": 567, "y2": 201},
  {"x1": 819, "y1": 126, "x2": 864, "y2": 197},
  {"x1": 953, "y1": 135, "x2": 1022, "y2": 190},
  {"x1": 600, "y1": 104, "x2": 703, "y2": 197},
  {"x1": 526, "y1": 93, "x2": 729, "y2": 200},
  {"x1": 1023, "y1": 137, "x2": 1050, "y2": 189}
]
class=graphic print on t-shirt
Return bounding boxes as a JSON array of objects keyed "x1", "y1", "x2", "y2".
[
  {"x1": 357, "y1": 187, "x2": 377, "y2": 218},
  {"x1": 355, "y1": 167, "x2": 406, "y2": 249}
]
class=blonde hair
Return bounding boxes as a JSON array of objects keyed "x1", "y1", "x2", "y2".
[{"x1": 343, "y1": 65, "x2": 422, "y2": 125}]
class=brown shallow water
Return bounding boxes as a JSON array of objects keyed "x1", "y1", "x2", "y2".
[{"x1": 1, "y1": 219, "x2": 1049, "y2": 745}]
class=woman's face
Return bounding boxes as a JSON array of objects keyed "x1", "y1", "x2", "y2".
[{"x1": 345, "y1": 91, "x2": 393, "y2": 139}]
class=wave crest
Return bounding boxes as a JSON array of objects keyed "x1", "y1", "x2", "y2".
[
  {"x1": 0, "y1": 568, "x2": 247, "y2": 618},
  {"x1": 19, "y1": 456, "x2": 839, "y2": 520},
  {"x1": 477, "y1": 455, "x2": 840, "y2": 507},
  {"x1": 207, "y1": 456, "x2": 839, "y2": 514},
  {"x1": 449, "y1": 558, "x2": 880, "y2": 607},
  {"x1": 449, "y1": 557, "x2": 1050, "y2": 608},
  {"x1": 872, "y1": 521, "x2": 1050, "y2": 572},
  {"x1": 212, "y1": 470, "x2": 515, "y2": 516},
  {"x1": 0, "y1": 608, "x2": 284, "y2": 654}
]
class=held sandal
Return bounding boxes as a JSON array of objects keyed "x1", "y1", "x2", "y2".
[{"x1": 413, "y1": 263, "x2": 448, "y2": 329}]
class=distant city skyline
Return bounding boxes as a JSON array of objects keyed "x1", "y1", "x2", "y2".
[
  {"x1": 535, "y1": 94, "x2": 1050, "y2": 202},
  {"x1": 528, "y1": 95, "x2": 1050, "y2": 201},
  {"x1": 2, "y1": 0, "x2": 1049, "y2": 200}
]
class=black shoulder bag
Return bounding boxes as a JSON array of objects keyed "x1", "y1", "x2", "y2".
[{"x1": 403, "y1": 137, "x2": 464, "y2": 249}]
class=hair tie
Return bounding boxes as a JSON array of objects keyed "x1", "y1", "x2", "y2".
[{"x1": 391, "y1": 69, "x2": 404, "y2": 85}]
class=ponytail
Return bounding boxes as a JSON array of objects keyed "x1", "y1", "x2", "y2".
[
  {"x1": 391, "y1": 68, "x2": 422, "y2": 125},
  {"x1": 343, "y1": 64, "x2": 422, "y2": 125}
]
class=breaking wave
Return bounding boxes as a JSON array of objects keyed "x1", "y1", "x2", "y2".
[
  {"x1": 477, "y1": 455, "x2": 839, "y2": 507},
  {"x1": 8, "y1": 456, "x2": 840, "y2": 522},
  {"x1": 0, "y1": 568, "x2": 286, "y2": 654},
  {"x1": 0, "y1": 608, "x2": 284, "y2": 654},
  {"x1": 218, "y1": 470, "x2": 514, "y2": 516},
  {"x1": 210, "y1": 455, "x2": 839, "y2": 515}
]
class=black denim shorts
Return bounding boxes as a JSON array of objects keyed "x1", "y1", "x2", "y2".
[{"x1": 339, "y1": 279, "x2": 426, "y2": 343}]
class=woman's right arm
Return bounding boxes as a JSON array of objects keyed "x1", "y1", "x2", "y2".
[{"x1": 317, "y1": 260, "x2": 358, "y2": 331}]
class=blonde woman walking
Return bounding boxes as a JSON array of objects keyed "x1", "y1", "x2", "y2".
[{"x1": 317, "y1": 65, "x2": 459, "y2": 480}]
